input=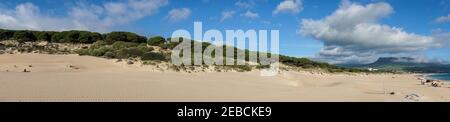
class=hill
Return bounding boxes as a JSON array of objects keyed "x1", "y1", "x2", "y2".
[
  {"x1": 347, "y1": 57, "x2": 450, "y2": 73},
  {"x1": 0, "y1": 28, "x2": 371, "y2": 73}
]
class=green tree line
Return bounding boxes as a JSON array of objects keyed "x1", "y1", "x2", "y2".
[{"x1": 0, "y1": 28, "x2": 371, "y2": 73}]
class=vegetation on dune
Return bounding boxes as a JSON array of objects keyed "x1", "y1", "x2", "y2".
[
  {"x1": 105, "y1": 31, "x2": 147, "y2": 44},
  {"x1": 147, "y1": 36, "x2": 166, "y2": 46},
  {"x1": 0, "y1": 28, "x2": 376, "y2": 73},
  {"x1": 76, "y1": 41, "x2": 167, "y2": 61}
]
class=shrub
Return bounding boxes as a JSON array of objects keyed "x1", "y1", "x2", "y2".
[
  {"x1": 256, "y1": 64, "x2": 270, "y2": 69},
  {"x1": 103, "y1": 51, "x2": 116, "y2": 58},
  {"x1": 115, "y1": 47, "x2": 144, "y2": 59},
  {"x1": 112, "y1": 41, "x2": 139, "y2": 50},
  {"x1": 105, "y1": 32, "x2": 146, "y2": 44},
  {"x1": 0, "y1": 43, "x2": 5, "y2": 50},
  {"x1": 13, "y1": 31, "x2": 37, "y2": 42},
  {"x1": 75, "y1": 49, "x2": 90, "y2": 55},
  {"x1": 89, "y1": 46, "x2": 114, "y2": 57},
  {"x1": 141, "y1": 52, "x2": 166, "y2": 61},
  {"x1": 147, "y1": 36, "x2": 166, "y2": 46},
  {"x1": 62, "y1": 31, "x2": 81, "y2": 43},
  {"x1": 138, "y1": 43, "x2": 147, "y2": 47},
  {"x1": 90, "y1": 41, "x2": 108, "y2": 49},
  {"x1": 78, "y1": 31, "x2": 100, "y2": 43},
  {"x1": 51, "y1": 32, "x2": 64, "y2": 42},
  {"x1": 0, "y1": 29, "x2": 15, "y2": 40},
  {"x1": 90, "y1": 32, "x2": 103, "y2": 42},
  {"x1": 229, "y1": 65, "x2": 252, "y2": 72},
  {"x1": 160, "y1": 42, "x2": 180, "y2": 49},
  {"x1": 34, "y1": 31, "x2": 51, "y2": 41},
  {"x1": 138, "y1": 45, "x2": 154, "y2": 52}
]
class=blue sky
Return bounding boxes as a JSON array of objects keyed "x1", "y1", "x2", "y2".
[{"x1": 0, "y1": 0, "x2": 449, "y2": 64}]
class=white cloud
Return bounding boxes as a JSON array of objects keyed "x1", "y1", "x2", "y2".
[
  {"x1": 166, "y1": 8, "x2": 191, "y2": 22},
  {"x1": 432, "y1": 29, "x2": 450, "y2": 47},
  {"x1": 0, "y1": 3, "x2": 72, "y2": 31},
  {"x1": 220, "y1": 10, "x2": 235, "y2": 22},
  {"x1": 300, "y1": 0, "x2": 437, "y2": 64},
  {"x1": 242, "y1": 10, "x2": 259, "y2": 19},
  {"x1": 273, "y1": 0, "x2": 303, "y2": 15},
  {"x1": 435, "y1": 14, "x2": 450, "y2": 24},
  {"x1": 235, "y1": 0, "x2": 255, "y2": 9},
  {"x1": 0, "y1": 0, "x2": 169, "y2": 32}
]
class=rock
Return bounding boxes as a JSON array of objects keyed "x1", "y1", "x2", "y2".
[
  {"x1": 23, "y1": 69, "x2": 30, "y2": 73},
  {"x1": 389, "y1": 92, "x2": 396, "y2": 95},
  {"x1": 127, "y1": 61, "x2": 134, "y2": 65}
]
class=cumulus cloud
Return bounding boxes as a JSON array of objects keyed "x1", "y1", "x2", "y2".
[
  {"x1": 166, "y1": 8, "x2": 191, "y2": 22},
  {"x1": 235, "y1": 0, "x2": 255, "y2": 9},
  {"x1": 242, "y1": 10, "x2": 259, "y2": 19},
  {"x1": 300, "y1": 0, "x2": 437, "y2": 64},
  {"x1": 273, "y1": 0, "x2": 303, "y2": 15},
  {"x1": 220, "y1": 10, "x2": 235, "y2": 22},
  {"x1": 0, "y1": 3, "x2": 73, "y2": 31},
  {"x1": 432, "y1": 29, "x2": 450, "y2": 47},
  {"x1": 435, "y1": 14, "x2": 450, "y2": 24},
  {"x1": 0, "y1": 0, "x2": 168, "y2": 32}
]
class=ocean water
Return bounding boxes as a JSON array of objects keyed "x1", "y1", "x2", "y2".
[{"x1": 428, "y1": 73, "x2": 450, "y2": 81}]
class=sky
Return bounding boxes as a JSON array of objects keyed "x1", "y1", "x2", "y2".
[{"x1": 0, "y1": 0, "x2": 449, "y2": 64}]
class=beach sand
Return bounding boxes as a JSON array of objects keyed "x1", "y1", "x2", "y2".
[{"x1": 0, "y1": 54, "x2": 449, "y2": 102}]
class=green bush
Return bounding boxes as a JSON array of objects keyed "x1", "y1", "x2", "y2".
[
  {"x1": 47, "y1": 30, "x2": 103, "y2": 43},
  {"x1": 0, "y1": 43, "x2": 5, "y2": 50},
  {"x1": 138, "y1": 43, "x2": 147, "y2": 47},
  {"x1": 13, "y1": 31, "x2": 37, "y2": 42},
  {"x1": 0, "y1": 29, "x2": 15, "y2": 40},
  {"x1": 75, "y1": 49, "x2": 90, "y2": 55},
  {"x1": 138, "y1": 45, "x2": 154, "y2": 52},
  {"x1": 147, "y1": 36, "x2": 166, "y2": 46},
  {"x1": 78, "y1": 31, "x2": 101, "y2": 43},
  {"x1": 256, "y1": 64, "x2": 270, "y2": 69},
  {"x1": 160, "y1": 42, "x2": 180, "y2": 49},
  {"x1": 63, "y1": 31, "x2": 81, "y2": 43},
  {"x1": 141, "y1": 52, "x2": 166, "y2": 61},
  {"x1": 105, "y1": 32, "x2": 146, "y2": 44},
  {"x1": 229, "y1": 65, "x2": 252, "y2": 72},
  {"x1": 103, "y1": 51, "x2": 116, "y2": 58},
  {"x1": 90, "y1": 41, "x2": 108, "y2": 49},
  {"x1": 89, "y1": 46, "x2": 114, "y2": 57},
  {"x1": 112, "y1": 41, "x2": 139, "y2": 50},
  {"x1": 115, "y1": 47, "x2": 144, "y2": 59},
  {"x1": 78, "y1": 40, "x2": 163, "y2": 61},
  {"x1": 34, "y1": 31, "x2": 51, "y2": 41},
  {"x1": 51, "y1": 32, "x2": 64, "y2": 42}
]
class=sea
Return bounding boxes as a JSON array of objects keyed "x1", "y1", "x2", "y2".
[{"x1": 427, "y1": 73, "x2": 450, "y2": 81}]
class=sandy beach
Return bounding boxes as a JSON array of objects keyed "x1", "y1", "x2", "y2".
[{"x1": 0, "y1": 54, "x2": 449, "y2": 102}]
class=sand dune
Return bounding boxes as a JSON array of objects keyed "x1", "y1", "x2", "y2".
[{"x1": 0, "y1": 54, "x2": 449, "y2": 102}]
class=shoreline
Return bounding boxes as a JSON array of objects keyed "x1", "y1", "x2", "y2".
[{"x1": 420, "y1": 73, "x2": 450, "y2": 82}]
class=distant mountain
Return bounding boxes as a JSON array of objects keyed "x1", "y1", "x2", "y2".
[{"x1": 340, "y1": 57, "x2": 450, "y2": 73}]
